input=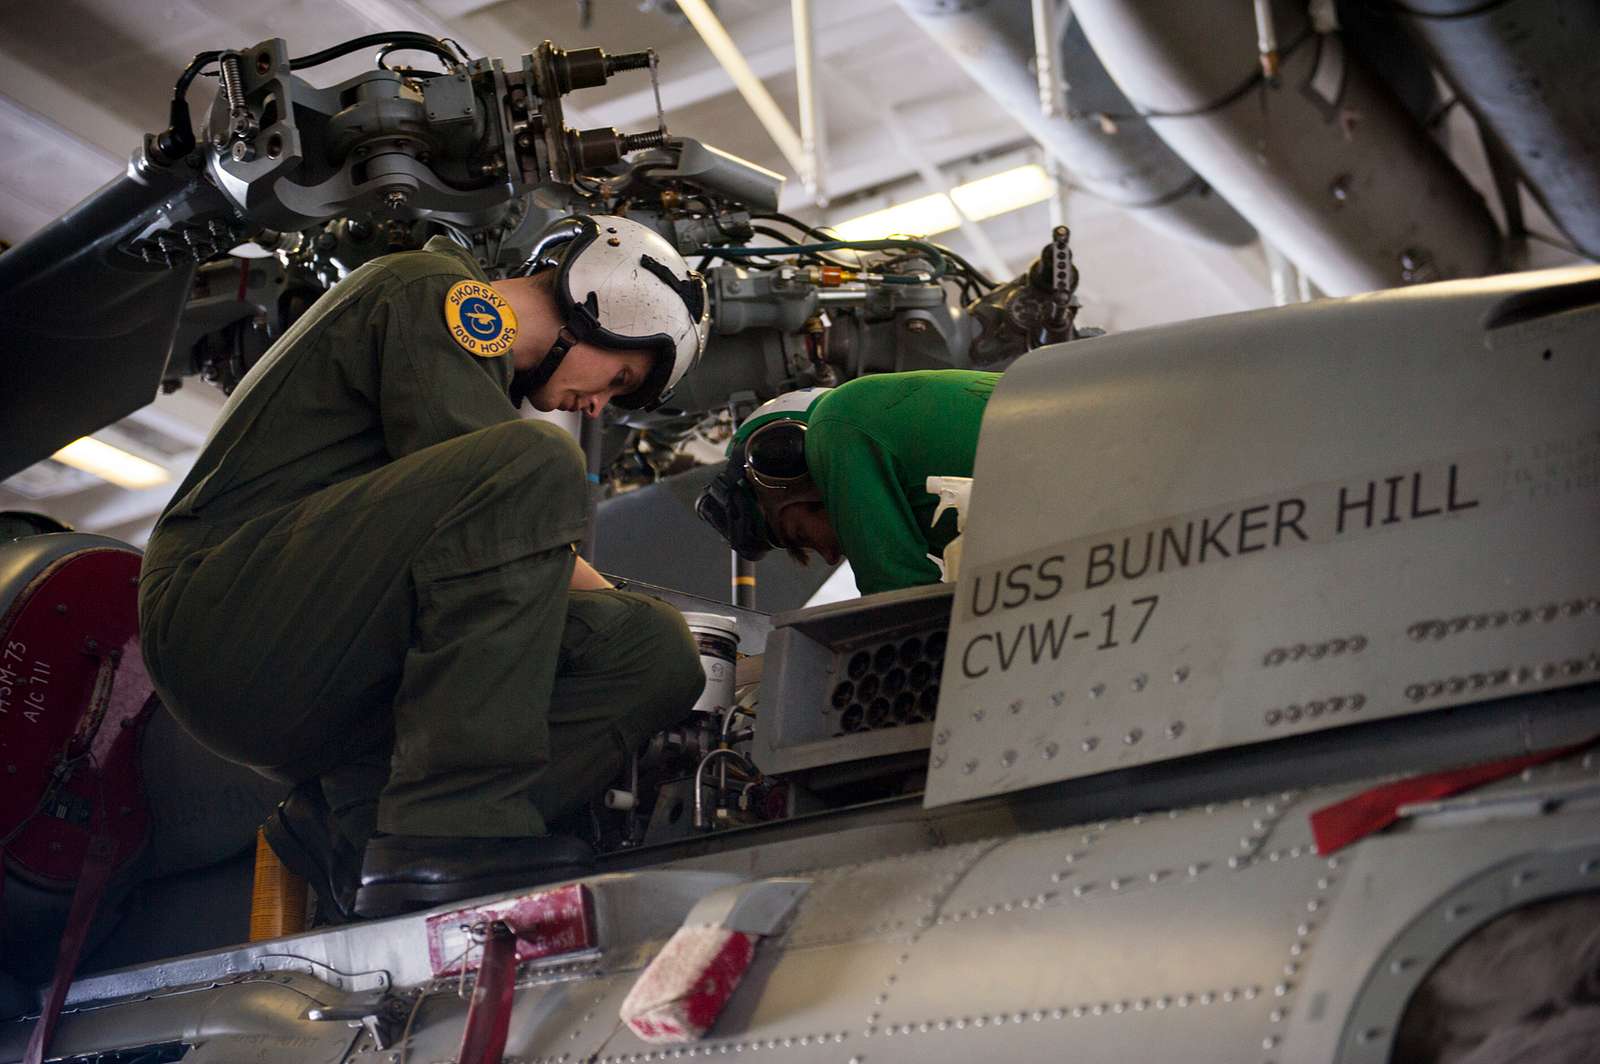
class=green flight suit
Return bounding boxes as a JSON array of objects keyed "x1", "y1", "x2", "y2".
[
  {"x1": 139, "y1": 237, "x2": 704, "y2": 845},
  {"x1": 806, "y1": 370, "x2": 998, "y2": 594}
]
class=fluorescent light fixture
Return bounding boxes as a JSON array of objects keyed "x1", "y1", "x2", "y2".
[
  {"x1": 831, "y1": 163, "x2": 1056, "y2": 242},
  {"x1": 831, "y1": 192, "x2": 963, "y2": 241},
  {"x1": 949, "y1": 163, "x2": 1055, "y2": 220},
  {"x1": 51, "y1": 437, "x2": 170, "y2": 490}
]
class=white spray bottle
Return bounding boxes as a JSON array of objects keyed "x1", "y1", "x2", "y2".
[{"x1": 926, "y1": 476, "x2": 973, "y2": 583}]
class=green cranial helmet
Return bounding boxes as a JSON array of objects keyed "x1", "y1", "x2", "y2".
[{"x1": 696, "y1": 387, "x2": 832, "y2": 559}]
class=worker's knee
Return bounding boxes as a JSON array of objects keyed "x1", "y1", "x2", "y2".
[
  {"x1": 471, "y1": 419, "x2": 587, "y2": 520},
  {"x1": 478, "y1": 419, "x2": 585, "y2": 486}
]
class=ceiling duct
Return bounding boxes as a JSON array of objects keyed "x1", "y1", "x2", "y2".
[
  {"x1": 1070, "y1": 0, "x2": 1503, "y2": 295},
  {"x1": 1393, "y1": 0, "x2": 1600, "y2": 262},
  {"x1": 894, "y1": 0, "x2": 1255, "y2": 248}
]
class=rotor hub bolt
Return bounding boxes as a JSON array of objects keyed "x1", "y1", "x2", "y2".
[{"x1": 384, "y1": 190, "x2": 411, "y2": 211}]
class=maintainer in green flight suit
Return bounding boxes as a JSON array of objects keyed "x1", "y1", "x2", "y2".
[
  {"x1": 697, "y1": 370, "x2": 998, "y2": 595},
  {"x1": 140, "y1": 215, "x2": 711, "y2": 918}
]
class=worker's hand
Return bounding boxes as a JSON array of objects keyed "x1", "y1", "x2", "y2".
[{"x1": 570, "y1": 553, "x2": 614, "y2": 591}]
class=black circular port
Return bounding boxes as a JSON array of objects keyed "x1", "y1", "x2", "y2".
[
  {"x1": 857, "y1": 673, "x2": 880, "y2": 699},
  {"x1": 841, "y1": 704, "x2": 865, "y2": 732},
  {"x1": 893, "y1": 690, "x2": 916, "y2": 722},
  {"x1": 898, "y1": 636, "x2": 923, "y2": 665},
  {"x1": 909, "y1": 661, "x2": 932, "y2": 689},
  {"x1": 866, "y1": 697, "x2": 892, "y2": 728},
  {"x1": 847, "y1": 651, "x2": 871, "y2": 678},
  {"x1": 918, "y1": 685, "x2": 940, "y2": 716},
  {"x1": 883, "y1": 668, "x2": 906, "y2": 694},
  {"x1": 831, "y1": 681, "x2": 854, "y2": 708},
  {"x1": 924, "y1": 630, "x2": 947, "y2": 659},
  {"x1": 874, "y1": 644, "x2": 898, "y2": 672}
]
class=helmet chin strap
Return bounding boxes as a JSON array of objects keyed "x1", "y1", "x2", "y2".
[{"x1": 509, "y1": 327, "x2": 578, "y2": 408}]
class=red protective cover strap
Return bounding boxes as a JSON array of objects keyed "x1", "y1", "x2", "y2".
[
  {"x1": 1310, "y1": 737, "x2": 1596, "y2": 855},
  {"x1": 22, "y1": 833, "x2": 118, "y2": 1064},
  {"x1": 456, "y1": 925, "x2": 518, "y2": 1064}
]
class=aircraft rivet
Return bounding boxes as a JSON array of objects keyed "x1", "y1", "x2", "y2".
[
  {"x1": 1082, "y1": 737, "x2": 1099, "y2": 752},
  {"x1": 1188, "y1": 863, "x2": 1206, "y2": 876},
  {"x1": 1130, "y1": 673, "x2": 1147, "y2": 691},
  {"x1": 1275, "y1": 982, "x2": 1292, "y2": 997},
  {"x1": 961, "y1": 759, "x2": 977, "y2": 775},
  {"x1": 1124, "y1": 728, "x2": 1142, "y2": 745},
  {"x1": 1050, "y1": 690, "x2": 1064, "y2": 706},
  {"x1": 1358, "y1": 1027, "x2": 1385, "y2": 1045},
  {"x1": 1167, "y1": 721, "x2": 1185, "y2": 738},
  {"x1": 932, "y1": 754, "x2": 946, "y2": 769},
  {"x1": 972, "y1": 708, "x2": 986, "y2": 722},
  {"x1": 1008, "y1": 699, "x2": 1023, "y2": 714},
  {"x1": 1263, "y1": 1035, "x2": 1280, "y2": 1050},
  {"x1": 1000, "y1": 750, "x2": 1017, "y2": 768},
  {"x1": 1581, "y1": 859, "x2": 1599, "y2": 874},
  {"x1": 1089, "y1": 683, "x2": 1105, "y2": 699},
  {"x1": 935, "y1": 729, "x2": 949, "y2": 745},
  {"x1": 1042, "y1": 742, "x2": 1059, "y2": 760}
]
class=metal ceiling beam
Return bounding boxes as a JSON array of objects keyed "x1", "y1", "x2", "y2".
[
  {"x1": 594, "y1": 3, "x2": 905, "y2": 129},
  {"x1": 878, "y1": 108, "x2": 1013, "y2": 280},
  {"x1": 672, "y1": 0, "x2": 805, "y2": 176}
]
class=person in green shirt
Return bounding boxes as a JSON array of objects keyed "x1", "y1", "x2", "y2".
[
  {"x1": 140, "y1": 215, "x2": 711, "y2": 919},
  {"x1": 697, "y1": 370, "x2": 998, "y2": 595}
]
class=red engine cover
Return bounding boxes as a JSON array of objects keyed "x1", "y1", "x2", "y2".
[{"x1": 0, "y1": 545, "x2": 153, "y2": 886}]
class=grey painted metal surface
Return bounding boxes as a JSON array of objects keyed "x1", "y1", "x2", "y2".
[
  {"x1": 1399, "y1": 0, "x2": 1600, "y2": 261},
  {"x1": 930, "y1": 265, "x2": 1600, "y2": 807},
  {"x1": 8, "y1": 749, "x2": 1599, "y2": 1063},
  {"x1": 1070, "y1": 0, "x2": 1501, "y2": 295},
  {"x1": 893, "y1": 0, "x2": 1255, "y2": 248},
  {"x1": 755, "y1": 585, "x2": 951, "y2": 773}
]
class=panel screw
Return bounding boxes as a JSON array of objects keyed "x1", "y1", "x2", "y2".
[
  {"x1": 962, "y1": 759, "x2": 978, "y2": 775},
  {"x1": 1041, "y1": 742, "x2": 1059, "y2": 760},
  {"x1": 999, "y1": 750, "x2": 1017, "y2": 768},
  {"x1": 1089, "y1": 683, "x2": 1105, "y2": 699},
  {"x1": 1166, "y1": 722, "x2": 1185, "y2": 739},
  {"x1": 1123, "y1": 728, "x2": 1142, "y2": 745},
  {"x1": 55, "y1": 603, "x2": 68, "y2": 614},
  {"x1": 1172, "y1": 666, "x2": 1188, "y2": 683},
  {"x1": 1130, "y1": 673, "x2": 1147, "y2": 692},
  {"x1": 1081, "y1": 736, "x2": 1099, "y2": 752}
]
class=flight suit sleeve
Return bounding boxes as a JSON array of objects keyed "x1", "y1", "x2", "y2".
[
  {"x1": 375, "y1": 272, "x2": 520, "y2": 459},
  {"x1": 808, "y1": 418, "x2": 943, "y2": 595}
]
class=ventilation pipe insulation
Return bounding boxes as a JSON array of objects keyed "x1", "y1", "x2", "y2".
[
  {"x1": 894, "y1": 0, "x2": 1255, "y2": 248},
  {"x1": 1392, "y1": 0, "x2": 1600, "y2": 262},
  {"x1": 1070, "y1": 0, "x2": 1502, "y2": 296}
]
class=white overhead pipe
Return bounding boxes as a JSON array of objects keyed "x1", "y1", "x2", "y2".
[
  {"x1": 677, "y1": 0, "x2": 806, "y2": 178},
  {"x1": 791, "y1": 0, "x2": 826, "y2": 202},
  {"x1": 1070, "y1": 0, "x2": 1501, "y2": 295}
]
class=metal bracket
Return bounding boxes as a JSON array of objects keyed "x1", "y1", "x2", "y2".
[
  {"x1": 682, "y1": 877, "x2": 810, "y2": 935},
  {"x1": 1398, "y1": 778, "x2": 1600, "y2": 828},
  {"x1": 305, "y1": 992, "x2": 411, "y2": 1052}
]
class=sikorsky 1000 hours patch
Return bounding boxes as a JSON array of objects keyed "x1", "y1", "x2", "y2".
[{"x1": 444, "y1": 280, "x2": 519, "y2": 357}]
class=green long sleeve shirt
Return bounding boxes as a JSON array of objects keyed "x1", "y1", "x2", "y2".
[
  {"x1": 148, "y1": 237, "x2": 517, "y2": 563},
  {"x1": 805, "y1": 370, "x2": 998, "y2": 595}
]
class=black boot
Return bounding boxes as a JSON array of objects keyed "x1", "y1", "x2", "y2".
[
  {"x1": 260, "y1": 781, "x2": 361, "y2": 924},
  {"x1": 353, "y1": 834, "x2": 595, "y2": 919}
]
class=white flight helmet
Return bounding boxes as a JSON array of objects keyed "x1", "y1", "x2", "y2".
[{"x1": 515, "y1": 214, "x2": 710, "y2": 411}]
